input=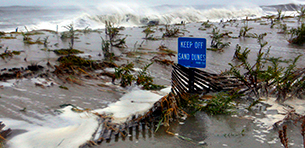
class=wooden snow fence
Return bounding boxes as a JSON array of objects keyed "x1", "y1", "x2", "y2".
[
  {"x1": 84, "y1": 64, "x2": 244, "y2": 147},
  {"x1": 85, "y1": 93, "x2": 179, "y2": 147},
  {"x1": 0, "y1": 122, "x2": 11, "y2": 143},
  {"x1": 171, "y1": 64, "x2": 245, "y2": 96}
]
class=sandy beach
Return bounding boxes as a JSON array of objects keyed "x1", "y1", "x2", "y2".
[{"x1": 1, "y1": 3, "x2": 305, "y2": 148}]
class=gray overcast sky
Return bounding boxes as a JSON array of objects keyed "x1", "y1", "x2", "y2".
[{"x1": 1, "y1": 0, "x2": 304, "y2": 6}]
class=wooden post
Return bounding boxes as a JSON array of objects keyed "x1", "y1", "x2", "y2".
[{"x1": 189, "y1": 68, "x2": 195, "y2": 93}]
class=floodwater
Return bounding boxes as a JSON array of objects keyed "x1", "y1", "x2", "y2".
[{"x1": 0, "y1": 18, "x2": 305, "y2": 148}]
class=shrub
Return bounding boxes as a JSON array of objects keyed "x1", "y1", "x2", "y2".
[
  {"x1": 208, "y1": 27, "x2": 230, "y2": 51},
  {"x1": 288, "y1": 23, "x2": 305, "y2": 45}
]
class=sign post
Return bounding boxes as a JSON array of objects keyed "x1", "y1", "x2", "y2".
[{"x1": 177, "y1": 37, "x2": 206, "y2": 93}]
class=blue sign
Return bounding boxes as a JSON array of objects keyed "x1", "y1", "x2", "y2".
[{"x1": 178, "y1": 37, "x2": 207, "y2": 68}]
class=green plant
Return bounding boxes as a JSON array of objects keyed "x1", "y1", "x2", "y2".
[
  {"x1": 105, "y1": 21, "x2": 127, "y2": 48},
  {"x1": 162, "y1": 25, "x2": 183, "y2": 38},
  {"x1": 227, "y1": 33, "x2": 271, "y2": 98},
  {"x1": 112, "y1": 35, "x2": 127, "y2": 48},
  {"x1": 42, "y1": 36, "x2": 51, "y2": 65},
  {"x1": 278, "y1": 23, "x2": 289, "y2": 34},
  {"x1": 105, "y1": 21, "x2": 120, "y2": 42},
  {"x1": 83, "y1": 26, "x2": 92, "y2": 34},
  {"x1": 136, "y1": 62, "x2": 165, "y2": 90},
  {"x1": 288, "y1": 23, "x2": 305, "y2": 45},
  {"x1": 21, "y1": 32, "x2": 32, "y2": 41},
  {"x1": 297, "y1": 6, "x2": 305, "y2": 23},
  {"x1": 112, "y1": 62, "x2": 165, "y2": 89},
  {"x1": 200, "y1": 92, "x2": 236, "y2": 115},
  {"x1": 201, "y1": 20, "x2": 213, "y2": 28},
  {"x1": 101, "y1": 37, "x2": 113, "y2": 61},
  {"x1": 233, "y1": 44, "x2": 250, "y2": 61},
  {"x1": 53, "y1": 49, "x2": 84, "y2": 55},
  {"x1": 142, "y1": 26, "x2": 156, "y2": 40},
  {"x1": 0, "y1": 48, "x2": 21, "y2": 60},
  {"x1": 276, "y1": 9, "x2": 284, "y2": 21},
  {"x1": 208, "y1": 27, "x2": 230, "y2": 51},
  {"x1": 113, "y1": 62, "x2": 135, "y2": 87},
  {"x1": 274, "y1": 55, "x2": 303, "y2": 101},
  {"x1": 238, "y1": 25, "x2": 253, "y2": 37},
  {"x1": 219, "y1": 129, "x2": 246, "y2": 138},
  {"x1": 61, "y1": 24, "x2": 75, "y2": 49},
  {"x1": 57, "y1": 55, "x2": 93, "y2": 68},
  {"x1": 20, "y1": 27, "x2": 44, "y2": 44},
  {"x1": 227, "y1": 33, "x2": 304, "y2": 101},
  {"x1": 59, "y1": 85, "x2": 69, "y2": 90}
]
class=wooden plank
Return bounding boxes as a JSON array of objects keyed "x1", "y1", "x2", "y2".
[
  {"x1": 114, "y1": 125, "x2": 120, "y2": 136},
  {"x1": 172, "y1": 80, "x2": 186, "y2": 96},
  {"x1": 174, "y1": 65, "x2": 189, "y2": 78},
  {"x1": 0, "y1": 122, "x2": 5, "y2": 131},
  {"x1": 172, "y1": 73, "x2": 188, "y2": 93},
  {"x1": 172, "y1": 70, "x2": 202, "y2": 92},
  {"x1": 104, "y1": 128, "x2": 112, "y2": 140},
  {"x1": 93, "y1": 118, "x2": 105, "y2": 141},
  {"x1": 97, "y1": 118, "x2": 110, "y2": 143},
  {"x1": 193, "y1": 72, "x2": 220, "y2": 91}
]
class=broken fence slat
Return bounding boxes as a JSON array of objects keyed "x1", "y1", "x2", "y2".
[
  {"x1": 91, "y1": 63, "x2": 250, "y2": 145},
  {"x1": 0, "y1": 122, "x2": 5, "y2": 131},
  {"x1": 104, "y1": 129, "x2": 113, "y2": 140}
]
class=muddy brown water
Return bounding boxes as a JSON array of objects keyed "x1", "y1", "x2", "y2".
[{"x1": 1, "y1": 19, "x2": 305, "y2": 147}]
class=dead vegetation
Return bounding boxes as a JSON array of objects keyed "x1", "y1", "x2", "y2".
[
  {"x1": 276, "y1": 110, "x2": 305, "y2": 148},
  {"x1": 151, "y1": 56, "x2": 174, "y2": 66},
  {"x1": 149, "y1": 45, "x2": 175, "y2": 66},
  {"x1": 53, "y1": 48, "x2": 84, "y2": 55},
  {"x1": 0, "y1": 64, "x2": 44, "y2": 81}
]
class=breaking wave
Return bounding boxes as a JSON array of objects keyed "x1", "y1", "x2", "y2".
[
  {"x1": 37, "y1": 5, "x2": 264, "y2": 31},
  {"x1": 2, "y1": 3, "x2": 303, "y2": 32}
]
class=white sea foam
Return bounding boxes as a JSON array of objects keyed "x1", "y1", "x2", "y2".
[
  {"x1": 31, "y1": 77, "x2": 57, "y2": 87},
  {"x1": 0, "y1": 80, "x2": 15, "y2": 87},
  {"x1": 5, "y1": 106, "x2": 99, "y2": 148},
  {"x1": 95, "y1": 88, "x2": 162, "y2": 123},
  {"x1": 254, "y1": 97, "x2": 305, "y2": 130}
]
